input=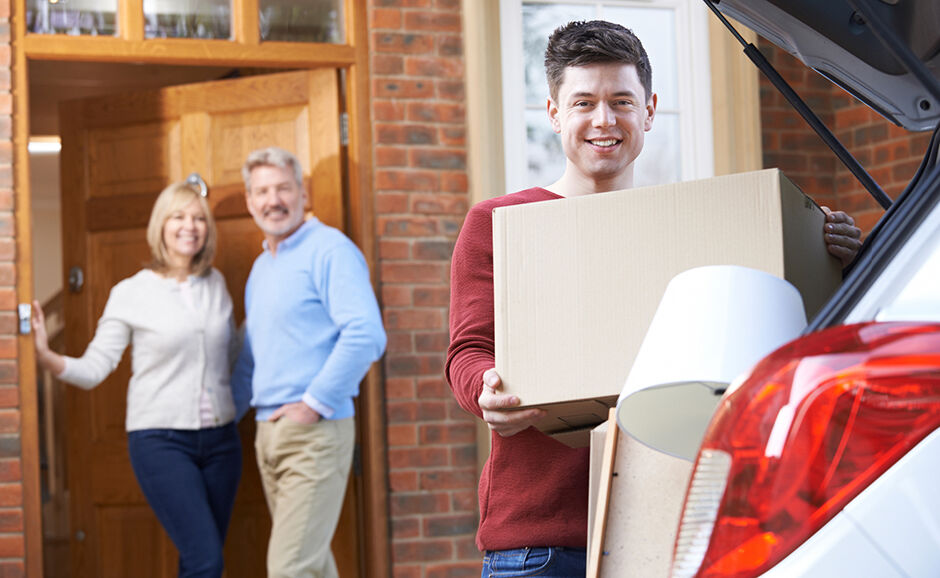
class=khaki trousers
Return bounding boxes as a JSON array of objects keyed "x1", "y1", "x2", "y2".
[{"x1": 255, "y1": 417, "x2": 355, "y2": 578}]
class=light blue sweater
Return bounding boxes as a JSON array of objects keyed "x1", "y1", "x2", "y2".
[{"x1": 232, "y1": 218, "x2": 386, "y2": 421}]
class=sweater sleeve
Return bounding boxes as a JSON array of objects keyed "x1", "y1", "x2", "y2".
[
  {"x1": 58, "y1": 285, "x2": 132, "y2": 390},
  {"x1": 445, "y1": 202, "x2": 498, "y2": 419},
  {"x1": 304, "y1": 241, "x2": 387, "y2": 412}
]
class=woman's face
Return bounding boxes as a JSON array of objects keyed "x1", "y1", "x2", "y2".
[{"x1": 162, "y1": 199, "x2": 208, "y2": 265}]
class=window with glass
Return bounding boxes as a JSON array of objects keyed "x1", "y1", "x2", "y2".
[
  {"x1": 144, "y1": 0, "x2": 231, "y2": 39},
  {"x1": 259, "y1": 0, "x2": 344, "y2": 44},
  {"x1": 500, "y1": 0, "x2": 713, "y2": 193},
  {"x1": 27, "y1": 0, "x2": 118, "y2": 36}
]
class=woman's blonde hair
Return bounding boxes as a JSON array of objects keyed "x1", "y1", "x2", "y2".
[{"x1": 146, "y1": 181, "x2": 216, "y2": 277}]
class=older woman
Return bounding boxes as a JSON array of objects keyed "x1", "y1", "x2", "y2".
[{"x1": 32, "y1": 181, "x2": 245, "y2": 578}]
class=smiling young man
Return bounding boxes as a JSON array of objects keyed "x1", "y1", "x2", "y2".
[
  {"x1": 232, "y1": 146, "x2": 386, "y2": 578},
  {"x1": 445, "y1": 20, "x2": 862, "y2": 577}
]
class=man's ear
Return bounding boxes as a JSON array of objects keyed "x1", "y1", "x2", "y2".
[
  {"x1": 644, "y1": 93, "x2": 658, "y2": 132},
  {"x1": 547, "y1": 98, "x2": 561, "y2": 134}
]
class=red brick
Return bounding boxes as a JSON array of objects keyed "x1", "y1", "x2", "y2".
[
  {"x1": 0, "y1": 215, "x2": 12, "y2": 238},
  {"x1": 0, "y1": 411, "x2": 17, "y2": 434},
  {"x1": 0, "y1": 460, "x2": 19, "y2": 483},
  {"x1": 426, "y1": 562, "x2": 480, "y2": 578},
  {"x1": 0, "y1": 384, "x2": 17, "y2": 406},
  {"x1": 0, "y1": 240, "x2": 12, "y2": 261},
  {"x1": 413, "y1": 287, "x2": 449, "y2": 307},
  {"x1": 392, "y1": 516, "x2": 420, "y2": 539},
  {"x1": 407, "y1": 102, "x2": 465, "y2": 124},
  {"x1": 411, "y1": 240, "x2": 452, "y2": 261},
  {"x1": 386, "y1": 354, "x2": 444, "y2": 377},
  {"x1": 379, "y1": 238, "x2": 411, "y2": 260},
  {"x1": 375, "y1": 123, "x2": 437, "y2": 145},
  {"x1": 372, "y1": 32, "x2": 435, "y2": 54},
  {"x1": 415, "y1": 331, "x2": 448, "y2": 352},
  {"x1": 374, "y1": 78, "x2": 435, "y2": 100},
  {"x1": 420, "y1": 423, "x2": 475, "y2": 446},
  {"x1": 393, "y1": 539, "x2": 453, "y2": 562},
  {"x1": 404, "y1": 56, "x2": 464, "y2": 79},
  {"x1": 411, "y1": 194, "x2": 467, "y2": 215},
  {"x1": 377, "y1": 194, "x2": 411, "y2": 218},
  {"x1": 0, "y1": 534, "x2": 22, "y2": 558},
  {"x1": 372, "y1": 7, "x2": 403, "y2": 29},
  {"x1": 385, "y1": 309, "x2": 443, "y2": 331},
  {"x1": 0, "y1": 337, "x2": 14, "y2": 359},
  {"x1": 0, "y1": 509, "x2": 22, "y2": 532},
  {"x1": 374, "y1": 0, "x2": 430, "y2": 7},
  {"x1": 390, "y1": 492, "x2": 450, "y2": 516},
  {"x1": 0, "y1": 560, "x2": 24, "y2": 578},
  {"x1": 392, "y1": 565, "x2": 422, "y2": 578},
  {"x1": 388, "y1": 423, "x2": 418, "y2": 446},
  {"x1": 0, "y1": 191, "x2": 11, "y2": 211},
  {"x1": 389, "y1": 470, "x2": 419, "y2": 493},
  {"x1": 416, "y1": 378, "x2": 450, "y2": 399},
  {"x1": 377, "y1": 170, "x2": 441, "y2": 193},
  {"x1": 451, "y1": 490, "x2": 478, "y2": 513},
  {"x1": 387, "y1": 332, "x2": 414, "y2": 354},
  {"x1": 423, "y1": 513, "x2": 477, "y2": 537},
  {"x1": 420, "y1": 470, "x2": 477, "y2": 492},
  {"x1": 385, "y1": 377, "x2": 417, "y2": 399},
  {"x1": 437, "y1": 35, "x2": 463, "y2": 57},
  {"x1": 0, "y1": 483, "x2": 20, "y2": 507},
  {"x1": 379, "y1": 217, "x2": 438, "y2": 238},
  {"x1": 373, "y1": 100, "x2": 407, "y2": 122},
  {"x1": 375, "y1": 147, "x2": 408, "y2": 168},
  {"x1": 373, "y1": 54, "x2": 405, "y2": 75},
  {"x1": 403, "y1": 11, "x2": 461, "y2": 32},
  {"x1": 381, "y1": 263, "x2": 448, "y2": 284}
]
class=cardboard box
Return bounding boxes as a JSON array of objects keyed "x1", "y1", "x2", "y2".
[{"x1": 493, "y1": 169, "x2": 842, "y2": 437}]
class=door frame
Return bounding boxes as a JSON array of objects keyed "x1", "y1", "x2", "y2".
[{"x1": 11, "y1": 1, "x2": 389, "y2": 576}]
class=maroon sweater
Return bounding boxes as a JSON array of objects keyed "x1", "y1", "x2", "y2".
[{"x1": 445, "y1": 188, "x2": 591, "y2": 551}]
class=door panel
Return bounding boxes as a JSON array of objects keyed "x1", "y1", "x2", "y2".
[{"x1": 60, "y1": 69, "x2": 354, "y2": 578}]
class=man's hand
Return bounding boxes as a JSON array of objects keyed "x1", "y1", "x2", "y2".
[
  {"x1": 478, "y1": 368, "x2": 546, "y2": 437},
  {"x1": 269, "y1": 401, "x2": 321, "y2": 424},
  {"x1": 821, "y1": 207, "x2": 862, "y2": 268}
]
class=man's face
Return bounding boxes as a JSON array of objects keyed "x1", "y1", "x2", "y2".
[
  {"x1": 245, "y1": 164, "x2": 308, "y2": 243},
  {"x1": 548, "y1": 63, "x2": 656, "y2": 190}
]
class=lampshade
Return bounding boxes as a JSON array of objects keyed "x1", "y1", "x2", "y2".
[{"x1": 616, "y1": 265, "x2": 808, "y2": 460}]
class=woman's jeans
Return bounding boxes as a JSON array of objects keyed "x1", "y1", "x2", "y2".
[
  {"x1": 482, "y1": 547, "x2": 587, "y2": 577},
  {"x1": 128, "y1": 422, "x2": 242, "y2": 578}
]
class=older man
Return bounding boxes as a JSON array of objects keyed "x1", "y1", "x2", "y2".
[{"x1": 232, "y1": 146, "x2": 386, "y2": 578}]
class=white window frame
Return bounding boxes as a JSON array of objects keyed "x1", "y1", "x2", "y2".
[{"x1": 498, "y1": 0, "x2": 714, "y2": 194}]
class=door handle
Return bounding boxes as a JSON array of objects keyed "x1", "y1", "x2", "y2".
[
  {"x1": 68, "y1": 266, "x2": 84, "y2": 293},
  {"x1": 186, "y1": 173, "x2": 208, "y2": 197}
]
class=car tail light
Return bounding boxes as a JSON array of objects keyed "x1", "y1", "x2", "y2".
[{"x1": 672, "y1": 322, "x2": 940, "y2": 578}]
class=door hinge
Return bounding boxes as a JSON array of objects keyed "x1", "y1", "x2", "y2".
[
  {"x1": 340, "y1": 112, "x2": 349, "y2": 146},
  {"x1": 18, "y1": 304, "x2": 31, "y2": 335}
]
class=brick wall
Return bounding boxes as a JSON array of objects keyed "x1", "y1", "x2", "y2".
[
  {"x1": 369, "y1": 0, "x2": 479, "y2": 576},
  {"x1": 0, "y1": 0, "x2": 26, "y2": 578},
  {"x1": 758, "y1": 40, "x2": 932, "y2": 234},
  {"x1": 0, "y1": 0, "x2": 23, "y2": 575}
]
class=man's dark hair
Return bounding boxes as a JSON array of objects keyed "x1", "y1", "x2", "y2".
[{"x1": 544, "y1": 20, "x2": 652, "y2": 103}]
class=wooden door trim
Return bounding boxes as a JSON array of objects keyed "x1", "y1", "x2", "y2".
[
  {"x1": 13, "y1": 0, "x2": 45, "y2": 573},
  {"x1": 14, "y1": 0, "x2": 389, "y2": 575},
  {"x1": 346, "y1": 1, "x2": 390, "y2": 575}
]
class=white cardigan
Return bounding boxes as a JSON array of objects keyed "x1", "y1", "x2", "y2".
[{"x1": 59, "y1": 268, "x2": 238, "y2": 431}]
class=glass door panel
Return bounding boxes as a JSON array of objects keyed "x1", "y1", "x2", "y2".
[
  {"x1": 259, "y1": 0, "x2": 343, "y2": 43},
  {"x1": 144, "y1": 0, "x2": 232, "y2": 39},
  {"x1": 26, "y1": 0, "x2": 118, "y2": 36}
]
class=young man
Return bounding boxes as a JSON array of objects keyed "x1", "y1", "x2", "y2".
[
  {"x1": 232, "y1": 146, "x2": 386, "y2": 578},
  {"x1": 445, "y1": 20, "x2": 861, "y2": 577}
]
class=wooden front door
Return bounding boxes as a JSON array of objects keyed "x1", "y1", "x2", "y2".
[{"x1": 59, "y1": 69, "x2": 359, "y2": 577}]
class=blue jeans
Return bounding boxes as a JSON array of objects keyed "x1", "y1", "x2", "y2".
[
  {"x1": 482, "y1": 547, "x2": 587, "y2": 577},
  {"x1": 128, "y1": 423, "x2": 242, "y2": 578}
]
